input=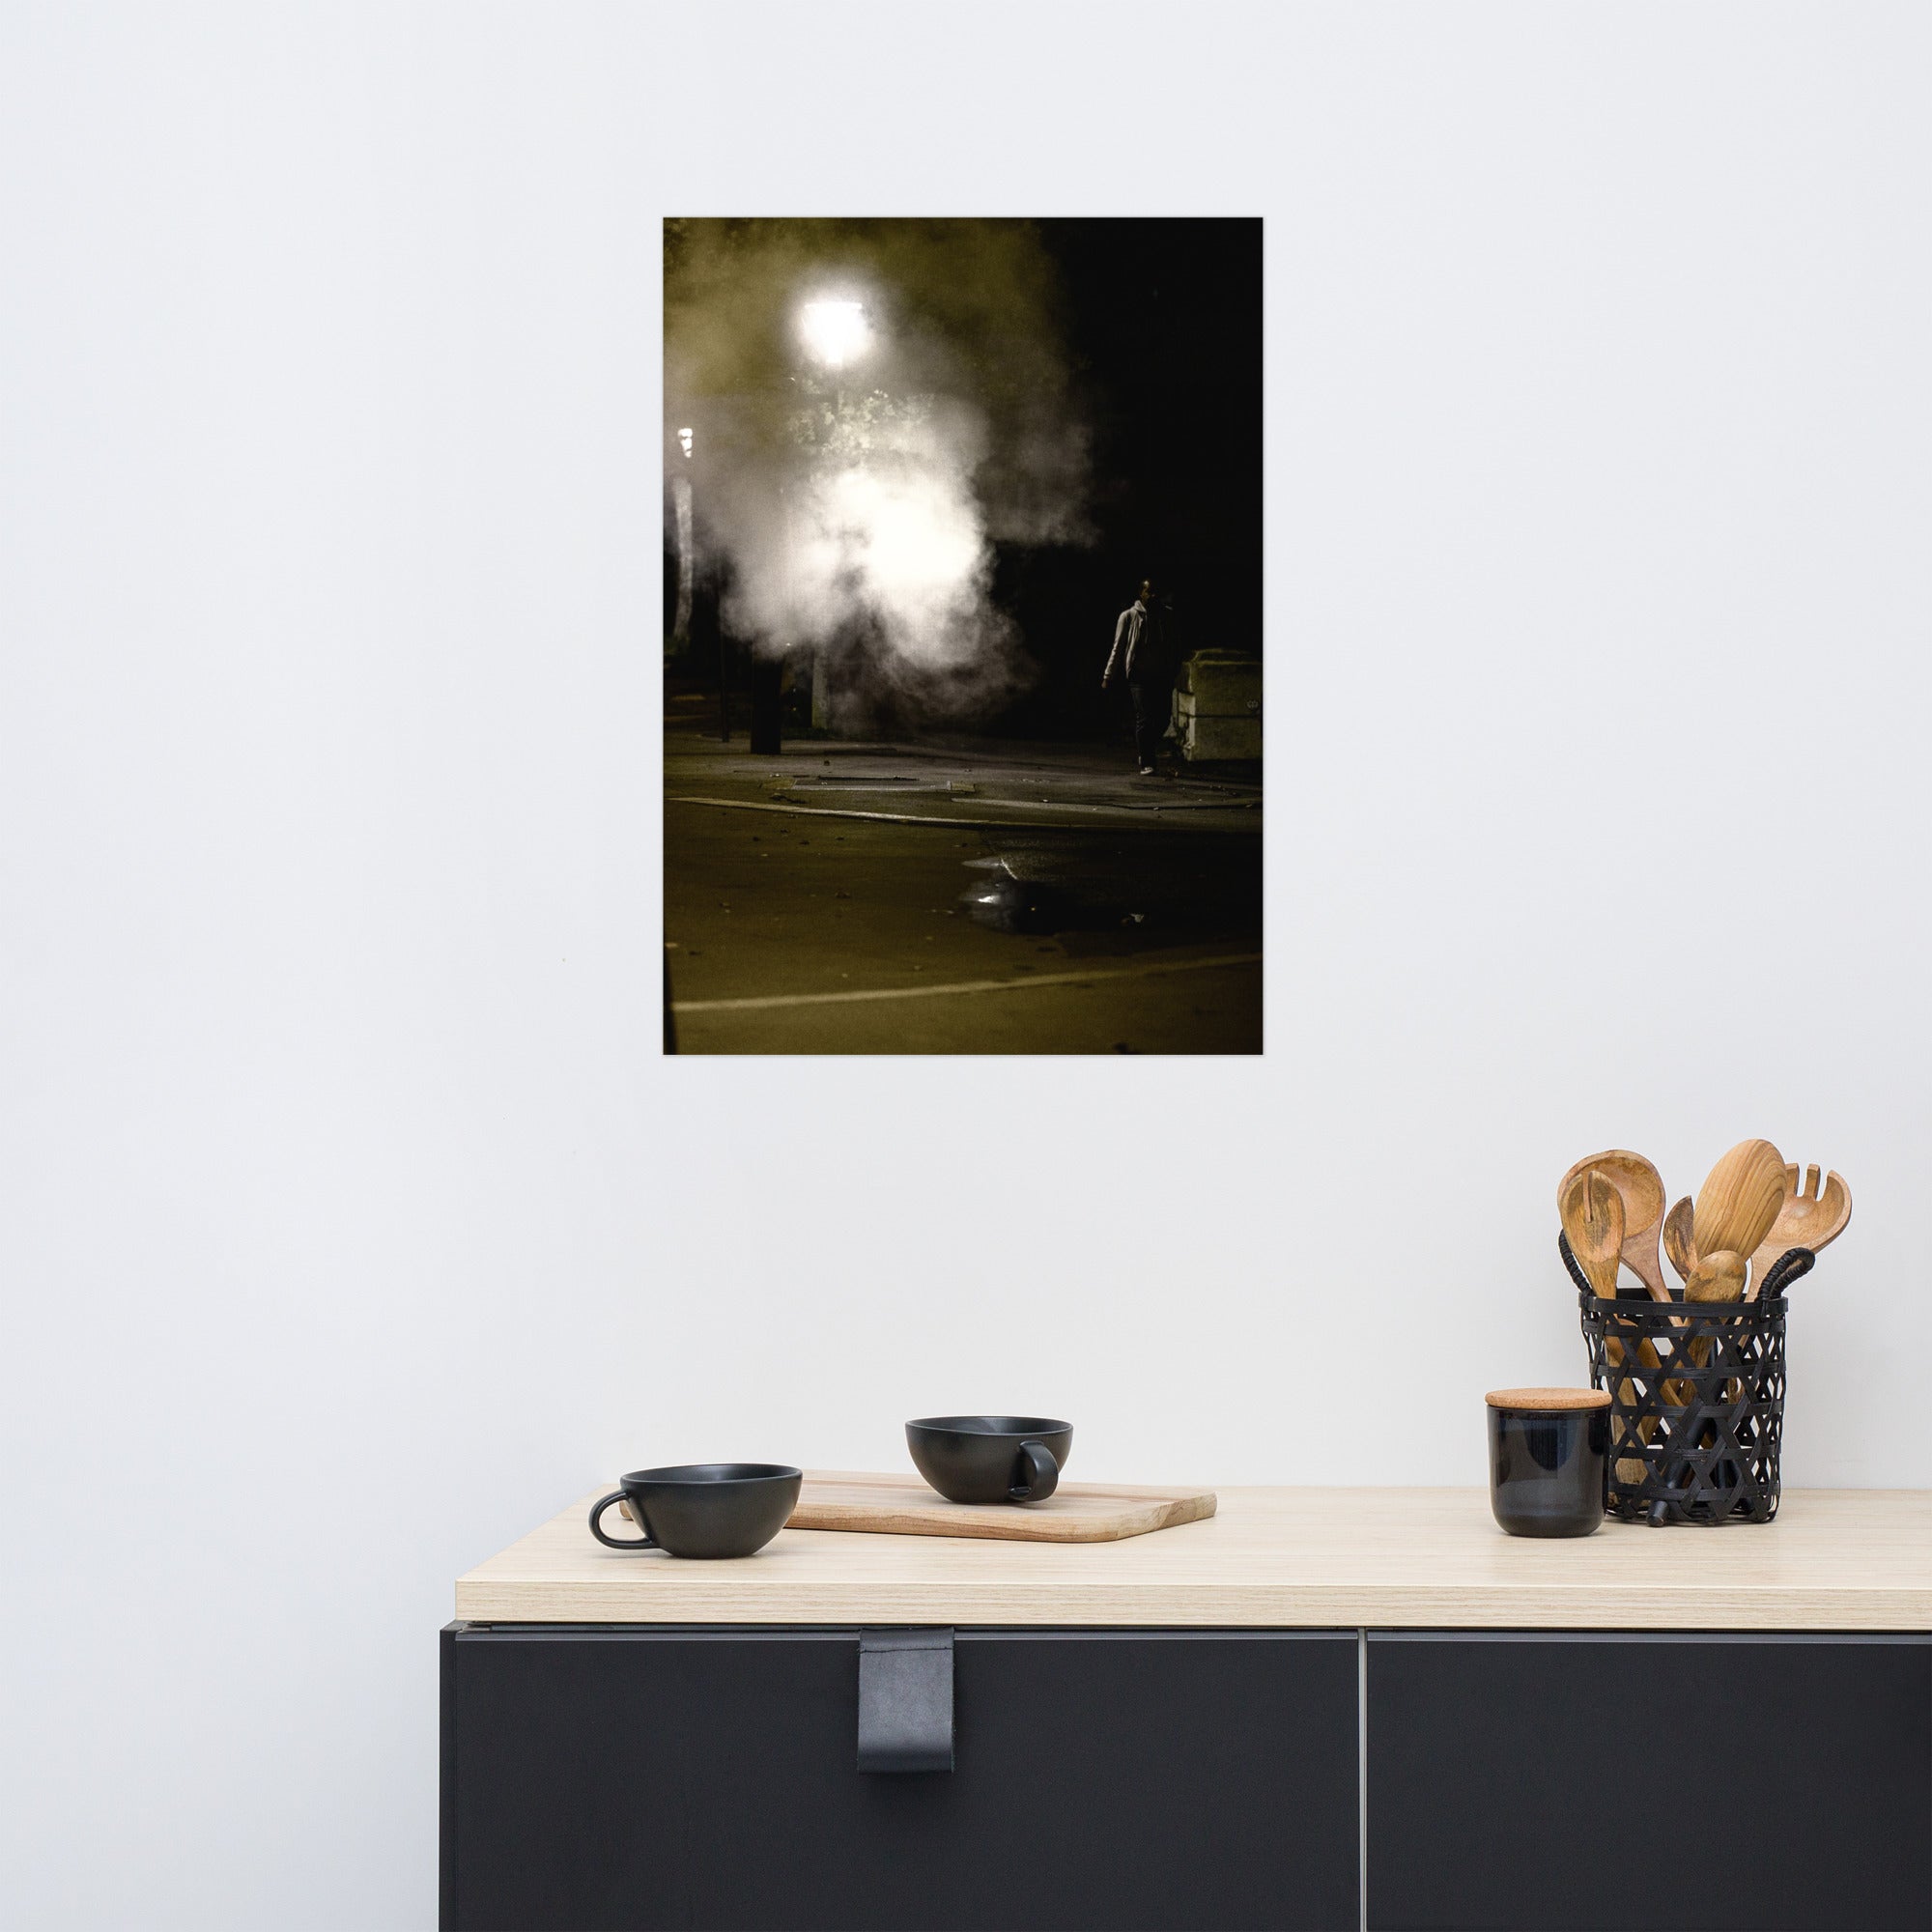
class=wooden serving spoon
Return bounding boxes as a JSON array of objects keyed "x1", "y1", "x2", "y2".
[
  {"x1": 1692, "y1": 1140, "x2": 1787, "y2": 1270},
  {"x1": 1653, "y1": 1196, "x2": 1701, "y2": 1409},
  {"x1": 1684, "y1": 1249, "x2": 1746, "y2": 1304},
  {"x1": 1663, "y1": 1248, "x2": 1748, "y2": 1404},
  {"x1": 1662, "y1": 1196, "x2": 1698, "y2": 1285},
  {"x1": 1747, "y1": 1165, "x2": 1852, "y2": 1299},
  {"x1": 1556, "y1": 1151, "x2": 1669, "y2": 1301}
]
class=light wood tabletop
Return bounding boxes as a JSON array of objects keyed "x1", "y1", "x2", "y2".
[{"x1": 455, "y1": 1480, "x2": 1932, "y2": 1631}]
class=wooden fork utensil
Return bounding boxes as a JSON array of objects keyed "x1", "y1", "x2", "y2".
[{"x1": 1748, "y1": 1165, "x2": 1852, "y2": 1298}]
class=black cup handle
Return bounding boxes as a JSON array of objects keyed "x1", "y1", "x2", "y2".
[
  {"x1": 1009, "y1": 1440, "x2": 1060, "y2": 1503},
  {"x1": 588, "y1": 1491, "x2": 656, "y2": 1550}
]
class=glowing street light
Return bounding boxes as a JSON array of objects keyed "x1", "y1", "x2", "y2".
[{"x1": 799, "y1": 298, "x2": 870, "y2": 370}]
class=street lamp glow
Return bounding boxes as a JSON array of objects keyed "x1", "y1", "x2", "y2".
[{"x1": 800, "y1": 298, "x2": 870, "y2": 370}]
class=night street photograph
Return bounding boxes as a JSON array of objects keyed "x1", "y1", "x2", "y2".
[{"x1": 663, "y1": 217, "x2": 1262, "y2": 1054}]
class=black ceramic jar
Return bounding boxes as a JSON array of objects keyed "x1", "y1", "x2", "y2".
[{"x1": 1485, "y1": 1387, "x2": 1609, "y2": 1538}]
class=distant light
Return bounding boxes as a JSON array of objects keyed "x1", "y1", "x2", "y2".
[
  {"x1": 800, "y1": 299, "x2": 870, "y2": 370},
  {"x1": 677, "y1": 426, "x2": 694, "y2": 458}
]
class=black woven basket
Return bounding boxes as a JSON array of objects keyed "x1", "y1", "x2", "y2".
[{"x1": 1566, "y1": 1235, "x2": 1811, "y2": 1526}]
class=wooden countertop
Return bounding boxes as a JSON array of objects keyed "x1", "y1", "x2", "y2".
[{"x1": 455, "y1": 1483, "x2": 1932, "y2": 1631}]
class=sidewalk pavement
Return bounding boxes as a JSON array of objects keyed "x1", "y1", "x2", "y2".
[{"x1": 663, "y1": 706, "x2": 1263, "y2": 838}]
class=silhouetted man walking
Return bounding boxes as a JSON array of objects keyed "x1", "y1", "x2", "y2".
[{"x1": 1101, "y1": 577, "x2": 1179, "y2": 776}]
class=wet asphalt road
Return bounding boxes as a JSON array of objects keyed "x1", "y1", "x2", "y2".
[
  {"x1": 664, "y1": 797, "x2": 1262, "y2": 1055},
  {"x1": 955, "y1": 828, "x2": 1262, "y2": 945}
]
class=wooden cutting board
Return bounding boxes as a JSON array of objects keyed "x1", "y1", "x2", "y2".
[{"x1": 785, "y1": 1470, "x2": 1217, "y2": 1544}]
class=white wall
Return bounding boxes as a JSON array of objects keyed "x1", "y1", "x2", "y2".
[{"x1": 4, "y1": 4, "x2": 1927, "y2": 1926}]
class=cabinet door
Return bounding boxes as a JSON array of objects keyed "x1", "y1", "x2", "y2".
[
  {"x1": 442, "y1": 1625, "x2": 1359, "y2": 1932},
  {"x1": 1366, "y1": 1632, "x2": 1931, "y2": 1931}
]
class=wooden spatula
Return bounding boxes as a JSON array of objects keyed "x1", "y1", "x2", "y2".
[{"x1": 1692, "y1": 1140, "x2": 1787, "y2": 1271}]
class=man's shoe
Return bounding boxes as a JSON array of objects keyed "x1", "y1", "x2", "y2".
[{"x1": 1138, "y1": 763, "x2": 1155, "y2": 777}]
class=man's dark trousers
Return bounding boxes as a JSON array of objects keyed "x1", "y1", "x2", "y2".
[{"x1": 1129, "y1": 677, "x2": 1173, "y2": 770}]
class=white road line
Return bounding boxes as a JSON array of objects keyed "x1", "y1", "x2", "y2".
[
  {"x1": 926, "y1": 793, "x2": 1250, "y2": 816},
  {"x1": 671, "y1": 952, "x2": 1263, "y2": 1014},
  {"x1": 668, "y1": 793, "x2": 1033, "y2": 829}
]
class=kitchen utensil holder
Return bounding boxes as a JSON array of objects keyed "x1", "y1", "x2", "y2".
[{"x1": 1571, "y1": 1242, "x2": 1796, "y2": 1525}]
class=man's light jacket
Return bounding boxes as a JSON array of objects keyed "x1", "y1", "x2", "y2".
[{"x1": 1104, "y1": 600, "x2": 1175, "y2": 684}]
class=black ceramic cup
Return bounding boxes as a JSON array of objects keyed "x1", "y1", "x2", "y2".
[
  {"x1": 1486, "y1": 1389, "x2": 1608, "y2": 1538},
  {"x1": 587, "y1": 1463, "x2": 802, "y2": 1558},
  {"x1": 905, "y1": 1416, "x2": 1072, "y2": 1505}
]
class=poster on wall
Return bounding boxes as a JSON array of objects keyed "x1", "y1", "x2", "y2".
[{"x1": 663, "y1": 218, "x2": 1261, "y2": 1055}]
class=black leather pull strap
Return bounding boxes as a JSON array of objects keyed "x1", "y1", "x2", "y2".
[{"x1": 856, "y1": 1629, "x2": 954, "y2": 1773}]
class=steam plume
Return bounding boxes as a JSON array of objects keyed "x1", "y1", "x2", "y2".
[{"x1": 665, "y1": 219, "x2": 1090, "y2": 723}]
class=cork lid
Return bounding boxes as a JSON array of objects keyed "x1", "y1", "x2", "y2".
[{"x1": 1485, "y1": 1386, "x2": 1611, "y2": 1411}]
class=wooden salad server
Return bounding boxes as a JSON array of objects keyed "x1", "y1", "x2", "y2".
[
  {"x1": 1747, "y1": 1165, "x2": 1852, "y2": 1299},
  {"x1": 1559, "y1": 1167, "x2": 1624, "y2": 1297},
  {"x1": 1557, "y1": 1151, "x2": 1670, "y2": 1301},
  {"x1": 1559, "y1": 1168, "x2": 1650, "y2": 1483}
]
